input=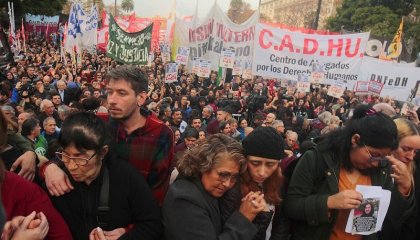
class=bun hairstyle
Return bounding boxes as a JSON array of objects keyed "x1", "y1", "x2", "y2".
[{"x1": 319, "y1": 104, "x2": 398, "y2": 171}]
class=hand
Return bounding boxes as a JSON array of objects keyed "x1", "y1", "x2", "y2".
[
  {"x1": 387, "y1": 155, "x2": 413, "y2": 196},
  {"x1": 239, "y1": 191, "x2": 265, "y2": 222},
  {"x1": 45, "y1": 163, "x2": 74, "y2": 196},
  {"x1": 15, "y1": 82, "x2": 23, "y2": 90},
  {"x1": 4, "y1": 212, "x2": 49, "y2": 240},
  {"x1": 2, "y1": 216, "x2": 25, "y2": 240},
  {"x1": 407, "y1": 110, "x2": 419, "y2": 125},
  {"x1": 327, "y1": 189, "x2": 363, "y2": 210},
  {"x1": 89, "y1": 227, "x2": 106, "y2": 240},
  {"x1": 103, "y1": 228, "x2": 126, "y2": 240},
  {"x1": 11, "y1": 151, "x2": 36, "y2": 182},
  {"x1": 284, "y1": 150, "x2": 294, "y2": 157}
]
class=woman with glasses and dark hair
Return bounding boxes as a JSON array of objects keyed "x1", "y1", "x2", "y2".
[
  {"x1": 41, "y1": 112, "x2": 161, "y2": 240},
  {"x1": 220, "y1": 127, "x2": 287, "y2": 240},
  {"x1": 163, "y1": 134, "x2": 264, "y2": 240},
  {"x1": 283, "y1": 104, "x2": 414, "y2": 240}
]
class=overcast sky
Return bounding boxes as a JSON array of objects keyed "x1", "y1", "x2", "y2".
[{"x1": 102, "y1": 0, "x2": 260, "y2": 19}]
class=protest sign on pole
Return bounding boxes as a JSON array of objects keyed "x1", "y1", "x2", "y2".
[
  {"x1": 198, "y1": 59, "x2": 211, "y2": 78},
  {"x1": 252, "y1": 23, "x2": 370, "y2": 85},
  {"x1": 107, "y1": 15, "x2": 152, "y2": 65},
  {"x1": 192, "y1": 57, "x2": 200, "y2": 74},
  {"x1": 175, "y1": 46, "x2": 190, "y2": 65},
  {"x1": 327, "y1": 79, "x2": 347, "y2": 98},
  {"x1": 160, "y1": 42, "x2": 171, "y2": 63},
  {"x1": 165, "y1": 63, "x2": 178, "y2": 83},
  {"x1": 355, "y1": 81, "x2": 369, "y2": 95},
  {"x1": 297, "y1": 73, "x2": 311, "y2": 93},
  {"x1": 368, "y1": 81, "x2": 384, "y2": 96},
  {"x1": 242, "y1": 59, "x2": 252, "y2": 79},
  {"x1": 219, "y1": 49, "x2": 235, "y2": 68},
  {"x1": 232, "y1": 60, "x2": 243, "y2": 76}
]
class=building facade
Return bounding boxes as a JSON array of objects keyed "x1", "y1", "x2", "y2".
[{"x1": 260, "y1": 0, "x2": 342, "y2": 29}]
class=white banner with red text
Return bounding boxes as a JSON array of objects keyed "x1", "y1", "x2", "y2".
[{"x1": 252, "y1": 23, "x2": 370, "y2": 85}]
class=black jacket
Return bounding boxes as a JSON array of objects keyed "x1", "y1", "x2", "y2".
[{"x1": 47, "y1": 155, "x2": 162, "y2": 240}]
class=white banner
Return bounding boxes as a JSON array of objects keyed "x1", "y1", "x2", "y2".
[
  {"x1": 65, "y1": 4, "x2": 98, "y2": 53},
  {"x1": 165, "y1": 63, "x2": 178, "y2": 83},
  {"x1": 175, "y1": 46, "x2": 190, "y2": 65},
  {"x1": 198, "y1": 59, "x2": 211, "y2": 78},
  {"x1": 232, "y1": 60, "x2": 243, "y2": 76},
  {"x1": 219, "y1": 49, "x2": 235, "y2": 68},
  {"x1": 25, "y1": 14, "x2": 59, "y2": 26},
  {"x1": 252, "y1": 23, "x2": 370, "y2": 85},
  {"x1": 173, "y1": 4, "x2": 259, "y2": 70},
  {"x1": 358, "y1": 57, "x2": 420, "y2": 101}
]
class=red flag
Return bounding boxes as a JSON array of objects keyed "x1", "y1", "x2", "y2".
[{"x1": 21, "y1": 19, "x2": 26, "y2": 52}]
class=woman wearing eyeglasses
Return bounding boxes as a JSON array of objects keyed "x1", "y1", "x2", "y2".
[
  {"x1": 283, "y1": 104, "x2": 414, "y2": 240},
  {"x1": 219, "y1": 127, "x2": 286, "y2": 240},
  {"x1": 162, "y1": 134, "x2": 264, "y2": 240},
  {"x1": 41, "y1": 112, "x2": 161, "y2": 240}
]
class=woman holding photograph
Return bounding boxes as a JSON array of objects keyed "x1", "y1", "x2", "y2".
[{"x1": 283, "y1": 104, "x2": 414, "y2": 240}]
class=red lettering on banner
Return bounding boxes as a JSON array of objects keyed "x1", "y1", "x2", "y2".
[
  {"x1": 303, "y1": 38, "x2": 318, "y2": 54},
  {"x1": 189, "y1": 20, "x2": 213, "y2": 43},
  {"x1": 259, "y1": 29, "x2": 273, "y2": 49},
  {"x1": 327, "y1": 39, "x2": 343, "y2": 57},
  {"x1": 278, "y1": 34, "x2": 294, "y2": 52},
  {"x1": 216, "y1": 24, "x2": 254, "y2": 42},
  {"x1": 345, "y1": 38, "x2": 361, "y2": 57}
]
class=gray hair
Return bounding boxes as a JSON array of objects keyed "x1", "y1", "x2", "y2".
[
  {"x1": 40, "y1": 99, "x2": 53, "y2": 112},
  {"x1": 43, "y1": 116, "x2": 56, "y2": 127},
  {"x1": 57, "y1": 105, "x2": 71, "y2": 120},
  {"x1": 1, "y1": 105, "x2": 15, "y2": 115},
  {"x1": 271, "y1": 120, "x2": 284, "y2": 129},
  {"x1": 203, "y1": 105, "x2": 214, "y2": 115},
  {"x1": 177, "y1": 134, "x2": 246, "y2": 178}
]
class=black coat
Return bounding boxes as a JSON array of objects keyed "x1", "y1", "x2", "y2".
[
  {"x1": 46, "y1": 155, "x2": 162, "y2": 240},
  {"x1": 163, "y1": 177, "x2": 257, "y2": 240}
]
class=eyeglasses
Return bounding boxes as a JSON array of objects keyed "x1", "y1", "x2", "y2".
[
  {"x1": 364, "y1": 145, "x2": 384, "y2": 162},
  {"x1": 216, "y1": 170, "x2": 239, "y2": 184},
  {"x1": 55, "y1": 150, "x2": 97, "y2": 166}
]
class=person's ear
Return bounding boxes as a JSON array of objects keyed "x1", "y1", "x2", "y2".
[
  {"x1": 99, "y1": 145, "x2": 109, "y2": 160},
  {"x1": 351, "y1": 134, "x2": 361, "y2": 147},
  {"x1": 136, "y1": 91, "x2": 147, "y2": 107}
]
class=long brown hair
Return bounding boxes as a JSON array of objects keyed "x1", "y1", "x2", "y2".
[{"x1": 240, "y1": 166, "x2": 283, "y2": 205}]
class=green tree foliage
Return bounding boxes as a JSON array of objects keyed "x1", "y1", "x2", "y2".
[
  {"x1": 327, "y1": 0, "x2": 420, "y2": 59},
  {"x1": 121, "y1": 0, "x2": 134, "y2": 13},
  {"x1": 227, "y1": 0, "x2": 255, "y2": 24}
]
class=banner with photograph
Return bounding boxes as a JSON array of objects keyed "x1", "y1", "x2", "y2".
[
  {"x1": 219, "y1": 49, "x2": 235, "y2": 68},
  {"x1": 172, "y1": 4, "x2": 259, "y2": 70},
  {"x1": 358, "y1": 57, "x2": 420, "y2": 101},
  {"x1": 198, "y1": 59, "x2": 211, "y2": 78},
  {"x1": 175, "y1": 46, "x2": 190, "y2": 65},
  {"x1": 165, "y1": 63, "x2": 178, "y2": 83},
  {"x1": 232, "y1": 60, "x2": 243, "y2": 76},
  {"x1": 327, "y1": 79, "x2": 347, "y2": 98},
  {"x1": 107, "y1": 15, "x2": 152, "y2": 64},
  {"x1": 252, "y1": 23, "x2": 370, "y2": 85}
]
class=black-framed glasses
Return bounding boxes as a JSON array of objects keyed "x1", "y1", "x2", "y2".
[
  {"x1": 55, "y1": 150, "x2": 97, "y2": 166},
  {"x1": 216, "y1": 170, "x2": 239, "y2": 184},
  {"x1": 364, "y1": 145, "x2": 385, "y2": 162}
]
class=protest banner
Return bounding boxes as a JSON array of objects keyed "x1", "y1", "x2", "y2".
[
  {"x1": 358, "y1": 57, "x2": 420, "y2": 101},
  {"x1": 192, "y1": 57, "x2": 200, "y2": 74},
  {"x1": 172, "y1": 4, "x2": 259, "y2": 70},
  {"x1": 297, "y1": 73, "x2": 310, "y2": 92},
  {"x1": 160, "y1": 42, "x2": 171, "y2": 63},
  {"x1": 232, "y1": 60, "x2": 243, "y2": 76},
  {"x1": 242, "y1": 59, "x2": 252, "y2": 79},
  {"x1": 107, "y1": 15, "x2": 152, "y2": 65},
  {"x1": 198, "y1": 59, "x2": 211, "y2": 78},
  {"x1": 368, "y1": 81, "x2": 384, "y2": 95},
  {"x1": 327, "y1": 79, "x2": 347, "y2": 98},
  {"x1": 175, "y1": 46, "x2": 190, "y2": 65},
  {"x1": 165, "y1": 63, "x2": 178, "y2": 83},
  {"x1": 252, "y1": 23, "x2": 370, "y2": 85},
  {"x1": 354, "y1": 81, "x2": 369, "y2": 95},
  {"x1": 25, "y1": 14, "x2": 59, "y2": 36},
  {"x1": 219, "y1": 49, "x2": 235, "y2": 68}
]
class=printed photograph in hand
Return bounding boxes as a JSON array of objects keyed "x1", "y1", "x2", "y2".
[{"x1": 352, "y1": 198, "x2": 379, "y2": 234}]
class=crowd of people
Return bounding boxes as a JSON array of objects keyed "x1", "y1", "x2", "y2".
[{"x1": 0, "y1": 32, "x2": 420, "y2": 240}]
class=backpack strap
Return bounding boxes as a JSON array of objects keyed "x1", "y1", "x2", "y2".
[{"x1": 97, "y1": 167, "x2": 109, "y2": 228}]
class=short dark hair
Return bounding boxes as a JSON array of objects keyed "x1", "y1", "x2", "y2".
[
  {"x1": 184, "y1": 128, "x2": 199, "y2": 139},
  {"x1": 105, "y1": 65, "x2": 148, "y2": 94},
  {"x1": 21, "y1": 118, "x2": 39, "y2": 137},
  {"x1": 58, "y1": 112, "x2": 111, "y2": 152}
]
